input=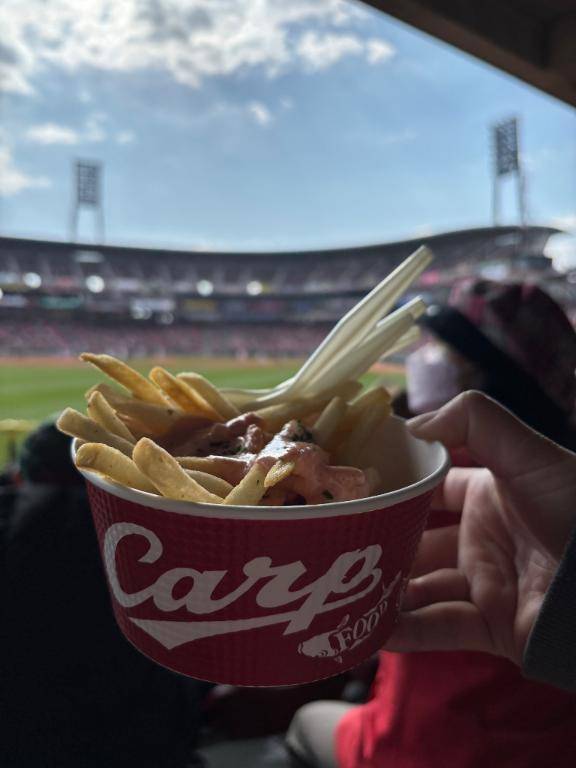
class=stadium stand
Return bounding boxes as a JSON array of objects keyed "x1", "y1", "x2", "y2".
[{"x1": 0, "y1": 225, "x2": 564, "y2": 358}]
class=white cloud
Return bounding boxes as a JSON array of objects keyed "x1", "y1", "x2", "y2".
[
  {"x1": 25, "y1": 122, "x2": 80, "y2": 144},
  {"x1": 366, "y1": 38, "x2": 395, "y2": 64},
  {"x1": 0, "y1": 0, "x2": 395, "y2": 94},
  {"x1": 116, "y1": 129, "x2": 135, "y2": 144},
  {"x1": 25, "y1": 112, "x2": 110, "y2": 145},
  {"x1": 0, "y1": 65, "x2": 34, "y2": 95},
  {"x1": 296, "y1": 32, "x2": 364, "y2": 71},
  {"x1": 0, "y1": 145, "x2": 50, "y2": 196},
  {"x1": 280, "y1": 97, "x2": 293, "y2": 111},
  {"x1": 0, "y1": 30, "x2": 36, "y2": 94},
  {"x1": 248, "y1": 101, "x2": 272, "y2": 127}
]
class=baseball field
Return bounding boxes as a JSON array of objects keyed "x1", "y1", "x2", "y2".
[{"x1": 0, "y1": 357, "x2": 406, "y2": 467}]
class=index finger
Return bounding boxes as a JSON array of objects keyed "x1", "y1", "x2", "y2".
[
  {"x1": 408, "y1": 391, "x2": 569, "y2": 481},
  {"x1": 411, "y1": 525, "x2": 459, "y2": 577}
]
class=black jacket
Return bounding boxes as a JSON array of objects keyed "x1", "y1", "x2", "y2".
[{"x1": 1, "y1": 482, "x2": 208, "y2": 768}]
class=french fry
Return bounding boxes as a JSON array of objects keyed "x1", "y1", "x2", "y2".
[
  {"x1": 336, "y1": 380, "x2": 363, "y2": 400},
  {"x1": 178, "y1": 372, "x2": 240, "y2": 420},
  {"x1": 223, "y1": 389, "x2": 269, "y2": 409},
  {"x1": 255, "y1": 396, "x2": 328, "y2": 432},
  {"x1": 149, "y1": 367, "x2": 222, "y2": 420},
  {"x1": 308, "y1": 379, "x2": 362, "y2": 403},
  {"x1": 75, "y1": 443, "x2": 157, "y2": 493},
  {"x1": 72, "y1": 346, "x2": 395, "y2": 505},
  {"x1": 57, "y1": 408, "x2": 134, "y2": 456},
  {"x1": 114, "y1": 399, "x2": 183, "y2": 436},
  {"x1": 80, "y1": 353, "x2": 167, "y2": 405},
  {"x1": 349, "y1": 384, "x2": 392, "y2": 414},
  {"x1": 87, "y1": 391, "x2": 135, "y2": 442},
  {"x1": 224, "y1": 462, "x2": 268, "y2": 505},
  {"x1": 312, "y1": 397, "x2": 347, "y2": 448},
  {"x1": 364, "y1": 467, "x2": 382, "y2": 495},
  {"x1": 335, "y1": 385, "x2": 392, "y2": 441},
  {"x1": 337, "y1": 398, "x2": 391, "y2": 467},
  {"x1": 185, "y1": 470, "x2": 233, "y2": 497},
  {"x1": 177, "y1": 456, "x2": 229, "y2": 472},
  {"x1": 239, "y1": 380, "x2": 361, "y2": 414},
  {"x1": 132, "y1": 437, "x2": 222, "y2": 504},
  {"x1": 176, "y1": 455, "x2": 246, "y2": 485},
  {"x1": 85, "y1": 382, "x2": 130, "y2": 406},
  {"x1": 115, "y1": 417, "x2": 149, "y2": 442},
  {"x1": 264, "y1": 460, "x2": 296, "y2": 489}
]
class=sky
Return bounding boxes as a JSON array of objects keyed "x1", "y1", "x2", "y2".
[{"x1": 0, "y1": 0, "x2": 575, "y2": 263}]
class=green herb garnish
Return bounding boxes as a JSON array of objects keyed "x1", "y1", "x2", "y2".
[{"x1": 292, "y1": 421, "x2": 315, "y2": 443}]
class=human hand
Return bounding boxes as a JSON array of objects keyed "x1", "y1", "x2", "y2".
[{"x1": 386, "y1": 391, "x2": 576, "y2": 665}]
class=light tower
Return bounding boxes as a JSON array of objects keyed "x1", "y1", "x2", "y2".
[
  {"x1": 69, "y1": 159, "x2": 105, "y2": 242},
  {"x1": 490, "y1": 117, "x2": 528, "y2": 227}
]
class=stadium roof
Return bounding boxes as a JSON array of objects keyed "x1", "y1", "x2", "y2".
[
  {"x1": 363, "y1": 0, "x2": 576, "y2": 107},
  {"x1": 0, "y1": 225, "x2": 559, "y2": 264}
]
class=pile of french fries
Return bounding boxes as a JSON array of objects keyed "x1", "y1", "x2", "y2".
[{"x1": 56, "y1": 353, "x2": 393, "y2": 506}]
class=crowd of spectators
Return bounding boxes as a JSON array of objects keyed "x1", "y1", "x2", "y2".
[{"x1": 0, "y1": 320, "x2": 330, "y2": 359}]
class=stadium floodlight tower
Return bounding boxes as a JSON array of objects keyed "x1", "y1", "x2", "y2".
[
  {"x1": 69, "y1": 159, "x2": 105, "y2": 243},
  {"x1": 490, "y1": 117, "x2": 528, "y2": 228}
]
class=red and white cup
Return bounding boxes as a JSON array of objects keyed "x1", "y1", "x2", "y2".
[{"x1": 75, "y1": 417, "x2": 449, "y2": 687}]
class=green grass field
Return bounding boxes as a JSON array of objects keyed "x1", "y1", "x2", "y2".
[{"x1": 0, "y1": 357, "x2": 406, "y2": 467}]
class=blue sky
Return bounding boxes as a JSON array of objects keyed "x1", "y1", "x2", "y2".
[{"x1": 0, "y1": 0, "x2": 574, "y2": 261}]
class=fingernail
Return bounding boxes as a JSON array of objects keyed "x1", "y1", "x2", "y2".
[{"x1": 407, "y1": 412, "x2": 437, "y2": 431}]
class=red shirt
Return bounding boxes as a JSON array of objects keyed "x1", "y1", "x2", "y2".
[{"x1": 336, "y1": 498, "x2": 576, "y2": 767}]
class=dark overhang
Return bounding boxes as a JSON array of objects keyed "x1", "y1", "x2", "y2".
[{"x1": 362, "y1": 0, "x2": 576, "y2": 107}]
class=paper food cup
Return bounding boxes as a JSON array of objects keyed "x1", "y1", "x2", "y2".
[{"x1": 75, "y1": 417, "x2": 449, "y2": 687}]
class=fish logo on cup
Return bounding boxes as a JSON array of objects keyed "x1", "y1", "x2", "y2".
[
  {"x1": 103, "y1": 522, "x2": 401, "y2": 651},
  {"x1": 297, "y1": 571, "x2": 401, "y2": 664}
]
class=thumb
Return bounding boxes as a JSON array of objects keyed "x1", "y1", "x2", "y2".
[{"x1": 407, "y1": 391, "x2": 570, "y2": 481}]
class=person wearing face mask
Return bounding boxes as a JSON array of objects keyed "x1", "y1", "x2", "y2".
[
  {"x1": 405, "y1": 280, "x2": 576, "y2": 449},
  {"x1": 286, "y1": 280, "x2": 576, "y2": 768}
]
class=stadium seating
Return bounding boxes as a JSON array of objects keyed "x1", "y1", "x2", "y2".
[
  {"x1": 0, "y1": 321, "x2": 329, "y2": 359},
  {"x1": 0, "y1": 225, "x2": 564, "y2": 358}
]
